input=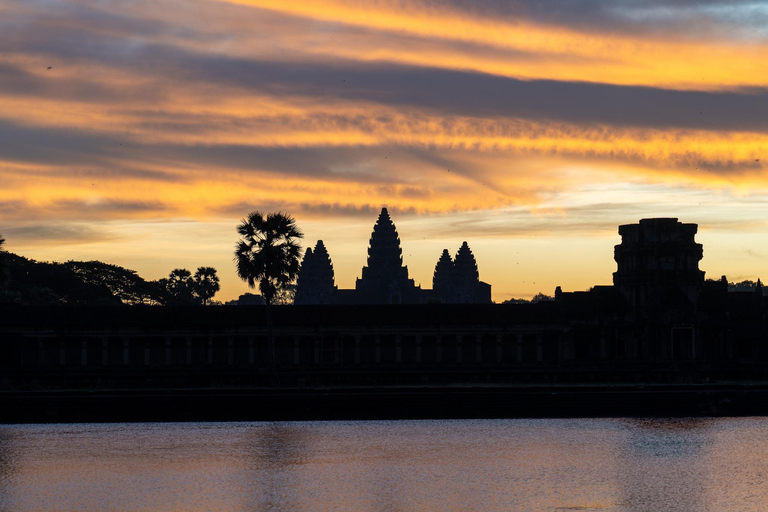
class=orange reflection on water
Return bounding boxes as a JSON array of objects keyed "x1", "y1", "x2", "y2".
[{"x1": 2, "y1": 419, "x2": 768, "y2": 511}]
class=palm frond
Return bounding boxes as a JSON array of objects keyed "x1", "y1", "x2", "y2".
[{"x1": 234, "y1": 211, "x2": 304, "y2": 300}]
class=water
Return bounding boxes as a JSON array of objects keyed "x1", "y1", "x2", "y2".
[{"x1": 0, "y1": 418, "x2": 767, "y2": 511}]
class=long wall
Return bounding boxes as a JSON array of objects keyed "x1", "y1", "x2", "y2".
[{"x1": 2, "y1": 302, "x2": 767, "y2": 389}]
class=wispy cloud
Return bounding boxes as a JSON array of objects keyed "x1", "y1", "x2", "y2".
[{"x1": 2, "y1": 0, "x2": 768, "y2": 300}]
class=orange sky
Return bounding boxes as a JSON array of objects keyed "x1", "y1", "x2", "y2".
[{"x1": 2, "y1": 0, "x2": 768, "y2": 301}]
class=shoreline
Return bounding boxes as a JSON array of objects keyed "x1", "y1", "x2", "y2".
[{"x1": 2, "y1": 382, "x2": 767, "y2": 423}]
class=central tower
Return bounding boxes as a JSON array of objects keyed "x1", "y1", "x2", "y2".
[{"x1": 355, "y1": 207, "x2": 419, "y2": 304}]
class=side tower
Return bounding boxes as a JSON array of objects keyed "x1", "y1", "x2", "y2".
[
  {"x1": 355, "y1": 207, "x2": 419, "y2": 304},
  {"x1": 453, "y1": 241, "x2": 492, "y2": 303},
  {"x1": 294, "y1": 240, "x2": 337, "y2": 304},
  {"x1": 613, "y1": 218, "x2": 704, "y2": 312},
  {"x1": 432, "y1": 249, "x2": 455, "y2": 303}
]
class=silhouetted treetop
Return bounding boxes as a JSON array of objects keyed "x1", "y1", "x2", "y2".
[
  {"x1": 234, "y1": 211, "x2": 303, "y2": 304},
  {"x1": 727, "y1": 279, "x2": 767, "y2": 295},
  {"x1": 193, "y1": 266, "x2": 220, "y2": 305},
  {"x1": 0, "y1": 234, "x2": 6, "y2": 282},
  {"x1": 64, "y1": 260, "x2": 162, "y2": 305},
  {"x1": 0, "y1": 253, "x2": 116, "y2": 305},
  {"x1": 156, "y1": 267, "x2": 220, "y2": 305}
]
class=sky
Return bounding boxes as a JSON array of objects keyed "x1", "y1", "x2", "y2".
[{"x1": 2, "y1": 0, "x2": 768, "y2": 302}]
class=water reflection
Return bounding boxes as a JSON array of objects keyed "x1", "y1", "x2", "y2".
[
  {"x1": 0, "y1": 419, "x2": 766, "y2": 511},
  {"x1": 616, "y1": 419, "x2": 715, "y2": 511},
  {"x1": 623, "y1": 418, "x2": 713, "y2": 458}
]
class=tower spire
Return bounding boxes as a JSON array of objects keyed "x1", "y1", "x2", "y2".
[{"x1": 355, "y1": 207, "x2": 417, "y2": 303}]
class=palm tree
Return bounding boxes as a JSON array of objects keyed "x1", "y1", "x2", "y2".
[
  {"x1": 193, "y1": 266, "x2": 220, "y2": 305},
  {"x1": 0, "y1": 234, "x2": 5, "y2": 278},
  {"x1": 234, "y1": 211, "x2": 303, "y2": 384}
]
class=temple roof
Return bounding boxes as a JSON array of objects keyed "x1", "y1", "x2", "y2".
[
  {"x1": 454, "y1": 241, "x2": 479, "y2": 281},
  {"x1": 363, "y1": 207, "x2": 408, "y2": 278}
]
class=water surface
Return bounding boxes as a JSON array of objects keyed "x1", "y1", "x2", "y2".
[{"x1": 1, "y1": 418, "x2": 767, "y2": 511}]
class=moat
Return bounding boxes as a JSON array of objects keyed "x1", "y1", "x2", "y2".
[{"x1": 2, "y1": 418, "x2": 767, "y2": 511}]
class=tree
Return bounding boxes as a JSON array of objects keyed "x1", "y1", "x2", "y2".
[
  {"x1": 0, "y1": 253, "x2": 115, "y2": 305},
  {"x1": 193, "y1": 266, "x2": 220, "y2": 305},
  {"x1": 271, "y1": 283, "x2": 296, "y2": 305},
  {"x1": 0, "y1": 234, "x2": 5, "y2": 282},
  {"x1": 164, "y1": 268, "x2": 196, "y2": 304},
  {"x1": 728, "y1": 280, "x2": 765, "y2": 294},
  {"x1": 64, "y1": 260, "x2": 163, "y2": 305},
  {"x1": 234, "y1": 211, "x2": 303, "y2": 383}
]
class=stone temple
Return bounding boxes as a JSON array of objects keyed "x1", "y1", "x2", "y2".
[{"x1": 295, "y1": 208, "x2": 492, "y2": 304}]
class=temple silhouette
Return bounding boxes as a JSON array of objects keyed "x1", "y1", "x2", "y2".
[
  {"x1": 295, "y1": 207, "x2": 492, "y2": 304},
  {"x1": 4, "y1": 216, "x2": 768, "y2": 421}
]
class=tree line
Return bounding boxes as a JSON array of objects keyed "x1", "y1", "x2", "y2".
[{"x1": 0, "y1": 235, "x2": 219, "y2": 305}]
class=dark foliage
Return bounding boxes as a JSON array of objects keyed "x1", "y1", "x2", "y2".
[
  {"x1": 0, "y1": 252, "x2": 165, "y2": 306},
  {"x1": 727, "y1": 279, "x2": 766, "y2": 295},
  {"x1": 234, "y1": 211, "x2": 303, "y2": 304},
  {"x1": 193, "y1": 266, "x2": 220, "y2": 305},
  {"x1": 64, "y1": 260, "x2": 165, "y2": 305},
  {"x1": 0, "y1": 253, "x2": 116, "y2": 305},
  {"x1": 503, "y1": 292, "x2": 554, "y2": 304},
  {"x1": 156, "y1": 267, "x2": 221, "y2": 305}
]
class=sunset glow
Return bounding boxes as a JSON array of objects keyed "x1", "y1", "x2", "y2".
[{"x1": 3, "y1": 0, "x2": 768, "y2": 301}]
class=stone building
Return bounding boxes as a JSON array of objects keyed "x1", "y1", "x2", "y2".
[
  {"x1": 613, "y1": 218, "x2": 705, "y2": 313},
  {"x1": 295, "y1": 207, "x2": 492, "y2": 304},
  {"x1": 432, "y1": 242, "x2": 492, "y2": 304},
  {"x1": 4, "y1": 217, "x2": 768, "y2": 401},
  {"x1": 294, "y1": 241, "x2": 336, "y2": 305},
  {"x1": 354, "y1": 207, "x2": 422, "y2": 304}
]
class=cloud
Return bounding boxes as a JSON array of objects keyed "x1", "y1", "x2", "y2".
[
  {"x1": 6, "y1": 39, "x2": 768, "y2": 136},
  {"x1": 421, "y1": 0, "x2": 768, "y2": 40},
  {"x1": 0, "y1": 198, "x2": 170, "y2": 222},
  {"x1": 1, "y1": 222, "x2": 117, "y2": 245},
  {"x1": 217, "y1": 201, "x2": 386, "y2": 219},
  {"x1": 216, "y1": 0, "x2": 768, "y2": 89}
]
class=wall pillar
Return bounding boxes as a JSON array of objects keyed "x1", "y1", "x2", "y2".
[
  {"x1": 123, "y1": 337, "x2": 130, "y2": 366},
  {"x1": 354, "y1": 335, "x2": 361, "y2": 365},
  {"x1": 144, "y1": 340, "x2": 150, "y2": 367},
  {"x1": 102, "y1": 337, "x2": 109, "y2": 366},
  {"x1": 165, "y1": 336, "x2": 172, "y2": 366},
  {"x1": 536, "y1": 334, "x2": 543, "y2": 363},
  {"x1": 416, "y1": 335, "x2": 422, "y2": 365}
]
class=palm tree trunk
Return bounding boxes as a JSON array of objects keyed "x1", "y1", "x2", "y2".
[{"x1": 265, "y1": 300, "x2": 281, "y2": 386}]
